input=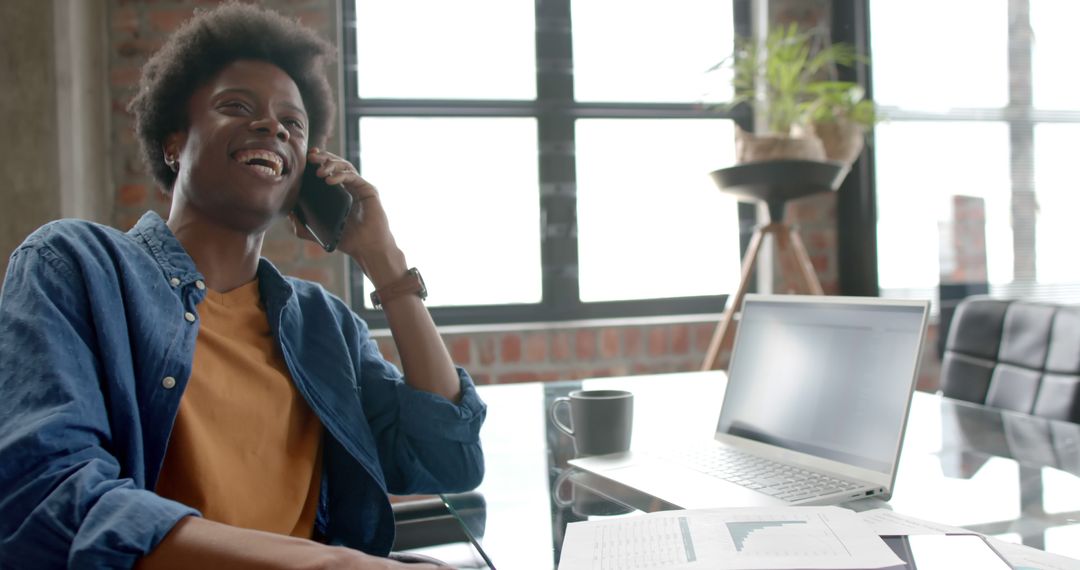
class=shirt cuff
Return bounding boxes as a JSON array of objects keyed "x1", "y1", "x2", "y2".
[{"x1": 394, "y1": 367, "x2": 486, "y2": 443}]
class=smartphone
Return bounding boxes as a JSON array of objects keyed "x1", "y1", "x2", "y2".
[
  {"x1": 883, "y1": 535, "x2": 1013, "y2": 569},
  {"x1": 293, "y1": 162, "x2": 353, "y2": 252}
]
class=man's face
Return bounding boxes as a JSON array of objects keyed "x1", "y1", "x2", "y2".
[{"x1": 166, "y1": 59, "x2": 309, "y2": 231}]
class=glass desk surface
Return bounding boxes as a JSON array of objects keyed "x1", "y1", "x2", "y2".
[{"x1": 437, "y1": 371, "x2": 1080, "y2": 569}]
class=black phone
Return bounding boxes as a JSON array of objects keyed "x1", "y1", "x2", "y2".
[{"x1": 293, "y1": 162, "x2": 354, "y2": 252}]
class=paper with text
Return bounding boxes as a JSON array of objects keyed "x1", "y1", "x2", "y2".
[
  {"x1": 558, "y1": 506, "x2": 902, "y2": 570},
  {"x1": 856, "y1": 509, "x2": 1080, "y2": 570}
]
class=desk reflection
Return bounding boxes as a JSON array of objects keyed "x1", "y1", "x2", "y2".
[{"x1": 443, "y1": 372, "x2": 1080, "y2": 569}]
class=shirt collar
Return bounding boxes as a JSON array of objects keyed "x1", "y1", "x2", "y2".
[
  {"x1": 127, "y1": 210, "x2": 297, "y2": 303},
  {"x1": 128, "y1": 211, "x2": 204, "y2": 287}
]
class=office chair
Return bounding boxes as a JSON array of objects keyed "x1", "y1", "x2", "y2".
[
  {"x1": 391, "y1": 492, "x2": 486, "y2": 551},
  {"x1": 940, "y1": 297, "x2": 1080, "y2": 422}
]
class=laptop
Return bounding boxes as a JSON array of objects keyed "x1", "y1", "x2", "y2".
[{"x1": 570, "y1": 294, "x2": 931, "y2": 509}]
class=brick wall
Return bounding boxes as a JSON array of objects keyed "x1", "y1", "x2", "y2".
[
  {"x1": 107, "y1": 0, "x2": 347, "y2": 298},
  {"x1": 102, "y1": 0, "x2": 942, "y2": 389},
  {"x1": 375, "y1": 320, "x2": 719, "y2": 385}
]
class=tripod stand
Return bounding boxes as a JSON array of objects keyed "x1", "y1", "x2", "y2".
[{"x1": 700, "y1": 160, "x2": 848, "y2": 371}]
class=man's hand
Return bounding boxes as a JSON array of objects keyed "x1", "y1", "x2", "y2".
[
  {"x1": 291, "y1": 148, "x2": 406, "y2": 288},
  {"x1": 137, "y1": 516, "x2": 454, "y2": 570}
]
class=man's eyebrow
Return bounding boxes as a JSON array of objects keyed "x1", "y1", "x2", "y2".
[{"x1": 214, "y1": 87, "x2": 308, "y2": 118}]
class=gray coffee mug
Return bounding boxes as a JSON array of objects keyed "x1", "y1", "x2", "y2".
[{"x1": 549, "y1": 389, "x2": 633, "y2": 456}]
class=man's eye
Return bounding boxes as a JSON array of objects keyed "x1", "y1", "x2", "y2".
[
  {"x1": 220, "y1": 101, "x2": 249, "y2": 112},
  {"x1": 285, "y1": 119, "x2": 305, "y2": 130}
]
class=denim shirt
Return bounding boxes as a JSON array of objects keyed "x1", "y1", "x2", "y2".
[{"x1": 0, "y1": 212, "x2": 486, "y2": 569}]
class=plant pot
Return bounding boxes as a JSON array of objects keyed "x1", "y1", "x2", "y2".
[
  {"x1": 814, "y1": 119, "x2": 865, "y2": 166},
  {"x1": 735, "y1": 127, "x2": 826, "y2": 164}
]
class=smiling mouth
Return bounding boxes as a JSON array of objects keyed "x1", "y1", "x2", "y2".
[{"x1": 232, "y1": 149, "x2": 288, "y2": 178}]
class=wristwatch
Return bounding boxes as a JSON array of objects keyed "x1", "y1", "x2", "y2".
[{"x1": 370, "y1": 267, "x2": 427, "y2": 308}]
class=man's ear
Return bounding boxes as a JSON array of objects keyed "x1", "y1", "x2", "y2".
[{"x1": 163, "y1": 132, "x2": 186, "y2": 173}]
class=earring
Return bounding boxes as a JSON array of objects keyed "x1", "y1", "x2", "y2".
[{"x1": 165, "y1": 155, "x2": 178, "y2": 172}]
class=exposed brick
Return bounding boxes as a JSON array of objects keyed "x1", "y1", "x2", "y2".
[
  {"x1": 376, "y1": 338, "x2": 399, "y2": 364},
  {"x1": 496, "y1": 372, "x2": 539, "y2": 384},
  {"x1": 600, "y1": 328, "x2": 619, "y2": 359},
  {"x1": 478, "y1": 336, "x2": 496, "y2": 366},
  {"x1": 810, "y1": 254, "x2": 829, "y2": 273},
  {"x1": 261, "y1": 238, "x2": 301, "y2": 264},
  {"x1": 551, "y1": 331, "x2": 572, "y2": 361},
  {"x1": 671, "y1": 324, "x2": 690, "y2": 355},
  {"x1": 694, "y1": 323, "x2": 715, "y2": 353},
  {"x1": 111, "y1": 6, "x2": 139, "y2": 35},
  {"x1": 117, "y1": 184, "x2": 147, "y2": 207},
  {"x1": 524, "y1": 333, "x2": 547, "y2": 363},
  {"x1": 575, "y1": 329, "x2": 596, "y2": 360},
  {"x1": 294, "y1": 10, "x2": 329, "y2": 29},
  {"x1": 148, "y1": 8, "x2": 196, "y2": 34},
  {"x1": 623, "y1": 327, "x2": 642, "y2": 357},
  {"x1": 500, "y1": 334, "x2": 522, "y2": 364},
  {"x1": 471, "y1": 373, "x2": 492, "y2": 385},
  {"x1": 291, "y1": 266, "x2": 332, "y2": 287},
  {"x1": 109, "y1": 66, "x2": 142, "y2": 88},
  {"x1": 632, "y1": 363, "x2": 656, "y2": 375},
  {"x1": 303, "y1": 241, "x2": 329, "y2": 260},
  {"x1": 448, "y1": 336, "x2": 471, "y2": 366},
  {"x1": 647, "y1": 327, "x2": 667, "y2": 357},
  {"x1": 123, "y1": 154, "x2": 145, "y2": 175},
  {"x1": 115, "y1": 38, "x2": 164, "y2": 59},
  {"x1": 116, "y1": 213, "x2": 143, "y2": 231}
]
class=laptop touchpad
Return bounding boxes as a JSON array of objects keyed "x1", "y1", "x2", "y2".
[{"x1": 607, "y1": 464, "x2": 781, "y2": 509}]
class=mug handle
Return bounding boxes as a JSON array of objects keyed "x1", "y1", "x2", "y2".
[
  {"x1": 549, "y1": 397, "x2": 574, "y2": 437},
  {"x1": 551, "y1": 468, "x2": 575, "y2": 508}
]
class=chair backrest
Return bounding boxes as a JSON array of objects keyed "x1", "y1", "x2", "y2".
[{"x1": 941, "y1": 297, "x2": 1080, "y2": 423}]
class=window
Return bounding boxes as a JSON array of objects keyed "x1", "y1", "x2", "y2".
[
  {"x1": 343, "y1": 0, "x2": 744, "y2": 326},
  {"x1": 870, "y1": 0, "x2": 1080, "y2": 306}
]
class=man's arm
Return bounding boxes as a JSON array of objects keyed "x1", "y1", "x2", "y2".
[
  {"x1": 362, "y1": 247, "x2": 461, "y2": 403},
  {"x1": 302, "y1": 148, "x2": 460, "y2": 403},
  {"x1": 136, "y1": 517, "x2": 443, "y2": 570}
]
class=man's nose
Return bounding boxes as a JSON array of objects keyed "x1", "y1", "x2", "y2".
[{"x1": 249, "y1": 116, "x2": 289, "y2": 142}]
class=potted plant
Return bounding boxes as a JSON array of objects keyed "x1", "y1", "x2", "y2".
[
  {"x1": 806, "y1": 80, "x2": 877, "y2": 165},
  {"x1": 713, "y1": 23, "x2": 873, "y2": 166}
]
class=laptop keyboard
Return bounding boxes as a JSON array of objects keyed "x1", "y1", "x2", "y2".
[{"x1": 672, "y1": 445, "x2": 863, "y2": 503}]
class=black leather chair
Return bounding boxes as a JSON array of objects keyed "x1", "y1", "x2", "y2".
[{"x1": 940, "y1": 297, "x2": 1080, "y2": 422}]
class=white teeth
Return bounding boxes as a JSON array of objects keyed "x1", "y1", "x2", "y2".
[
  {"x1": 246, "y1": 164, "x2": 278, "y2": 177},
  {"x1": 233, "y1": 149, "x2": 284, "y2": 176}
]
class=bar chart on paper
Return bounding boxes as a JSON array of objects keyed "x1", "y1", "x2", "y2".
[
  {"x1": 720, "y1": 515, "x2": 848, "y2": 557},
  {"x1": 558, "y1": 507, "x2": 903, "y2": 570}
]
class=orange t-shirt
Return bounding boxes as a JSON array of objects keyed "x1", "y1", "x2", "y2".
[{"x1": 155, "y1": 280, "x2": 323, "y2": 538}]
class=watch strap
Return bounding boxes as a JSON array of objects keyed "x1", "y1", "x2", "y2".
[{"x1": 370, "y1": 267, "x2": 427, "y2": 308}]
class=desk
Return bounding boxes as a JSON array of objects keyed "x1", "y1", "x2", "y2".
[{"x1": 443, "y1": 372, "x2": 1080, "y2": 568}]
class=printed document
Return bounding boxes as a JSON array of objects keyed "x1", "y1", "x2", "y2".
[
  {"x1": 558, "y1": 506, "x2": 902, "y2": 570},
  {"x1": 855, "y1": 509, "x2": 1080, "y2": 570}
]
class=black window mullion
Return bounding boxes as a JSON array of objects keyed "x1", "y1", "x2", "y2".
[
  {"x1": 341, "y1": 0, "x2": 747, "y2": 326},
  {"x1": 833, "y1": 0, "x2": 879, "y2": 297},
  {"x1": 536, "y1": 0, "x2": 579, "y2": 317}
]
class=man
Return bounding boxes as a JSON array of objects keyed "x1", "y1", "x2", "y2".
[{"x1": 0, "y1": 4, "x2": 484, "y2": 568}]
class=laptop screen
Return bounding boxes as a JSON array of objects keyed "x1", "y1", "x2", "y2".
[{"x1": 716, "y1": 296, "x2": 928, "y2": 473}]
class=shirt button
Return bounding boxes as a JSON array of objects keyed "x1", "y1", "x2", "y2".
[
  {"x1": 195, "y1": 280, "x2": 206, "y2": 290},
  {"x1": 184, "y1": 312, "x2": 196, "y2": 323},
  {"x1": 162, "y1": 376, "x2": 177, "y2": 389},
  {"x1": 169, "y1": 277, "x2": 181, "y2": 287}
]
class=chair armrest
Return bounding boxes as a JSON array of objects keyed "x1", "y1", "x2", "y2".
[{"x1": 392, "y1": 492, "x2": 486, "y2": 551}]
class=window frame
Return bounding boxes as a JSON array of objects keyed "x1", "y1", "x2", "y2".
[
  {"x1": 341, "y1": 0, "x2": 752, "y2": 327},
  {"x1": 866, "y1": 0, "x2": 1080, "y2": 305}
]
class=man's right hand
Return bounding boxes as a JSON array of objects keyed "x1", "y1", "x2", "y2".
[{"x1": 137, "y1": 516, "x2": 454, "y2": 570}]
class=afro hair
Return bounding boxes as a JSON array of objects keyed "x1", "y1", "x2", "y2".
[{"x1": 128, "y1": 2, "x2": 336, "y2": 192}]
